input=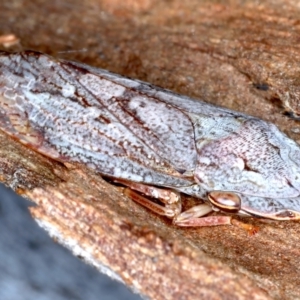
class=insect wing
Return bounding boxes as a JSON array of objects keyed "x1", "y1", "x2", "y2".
[{"x1": 0, "y1": 51, "x2": 193, "y2": 187}]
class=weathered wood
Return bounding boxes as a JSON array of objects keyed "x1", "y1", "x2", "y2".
[{"x1": 1, "y1": 1, "x2": 300, "y2": 299}]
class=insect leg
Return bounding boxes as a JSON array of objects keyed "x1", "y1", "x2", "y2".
[
  {"x1": 174, "y1": 204, "x2": 232, "y2": 227},
  {"x1": 115, "y1": 179, "x2": 182, "y2": 218}
]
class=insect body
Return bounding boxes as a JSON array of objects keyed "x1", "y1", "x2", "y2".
[{"x1": 1, "y1": 51, "x2": 300, "y2": 226}]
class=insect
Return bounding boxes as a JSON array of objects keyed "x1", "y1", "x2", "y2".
[{"x1": 1, "y1": 51, "x2": 300, "y2": 228}]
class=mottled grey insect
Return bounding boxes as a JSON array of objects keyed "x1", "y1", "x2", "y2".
[{"x1": 1, "y1": 51, "x2": 300, "y2": 228}]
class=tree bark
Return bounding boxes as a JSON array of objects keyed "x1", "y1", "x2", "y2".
[{"x1": 1, "y1": 1, "x2": 300, "y2": 299}]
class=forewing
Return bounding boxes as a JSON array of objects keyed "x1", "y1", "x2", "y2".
[
  {"x1": 54, "y1": 54, "x2": 197, "y2": 175},
  {"x1": 0, "y1": 51, "x2": 194, "y2": 187}
]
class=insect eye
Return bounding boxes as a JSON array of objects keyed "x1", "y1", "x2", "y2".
[{"x1": 208, "y1": 191, "x2": 241, "y2": 213}]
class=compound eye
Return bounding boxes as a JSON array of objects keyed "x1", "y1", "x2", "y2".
[{"x1": 208, "y1": 191, "x2": 241, "y2": 213}]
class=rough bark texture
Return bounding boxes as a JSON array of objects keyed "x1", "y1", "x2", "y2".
[{"x1": 1, "y1": 1, "x2": 300, "y2": 299}]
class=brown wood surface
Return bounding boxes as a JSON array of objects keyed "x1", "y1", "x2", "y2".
[{"x1": 1, "y1": 1, "x2": 300, "y2": 299}]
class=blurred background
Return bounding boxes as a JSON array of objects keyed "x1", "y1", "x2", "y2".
[{"x1": 0, "y1": 183, "x2": 142, "y2": 300}]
